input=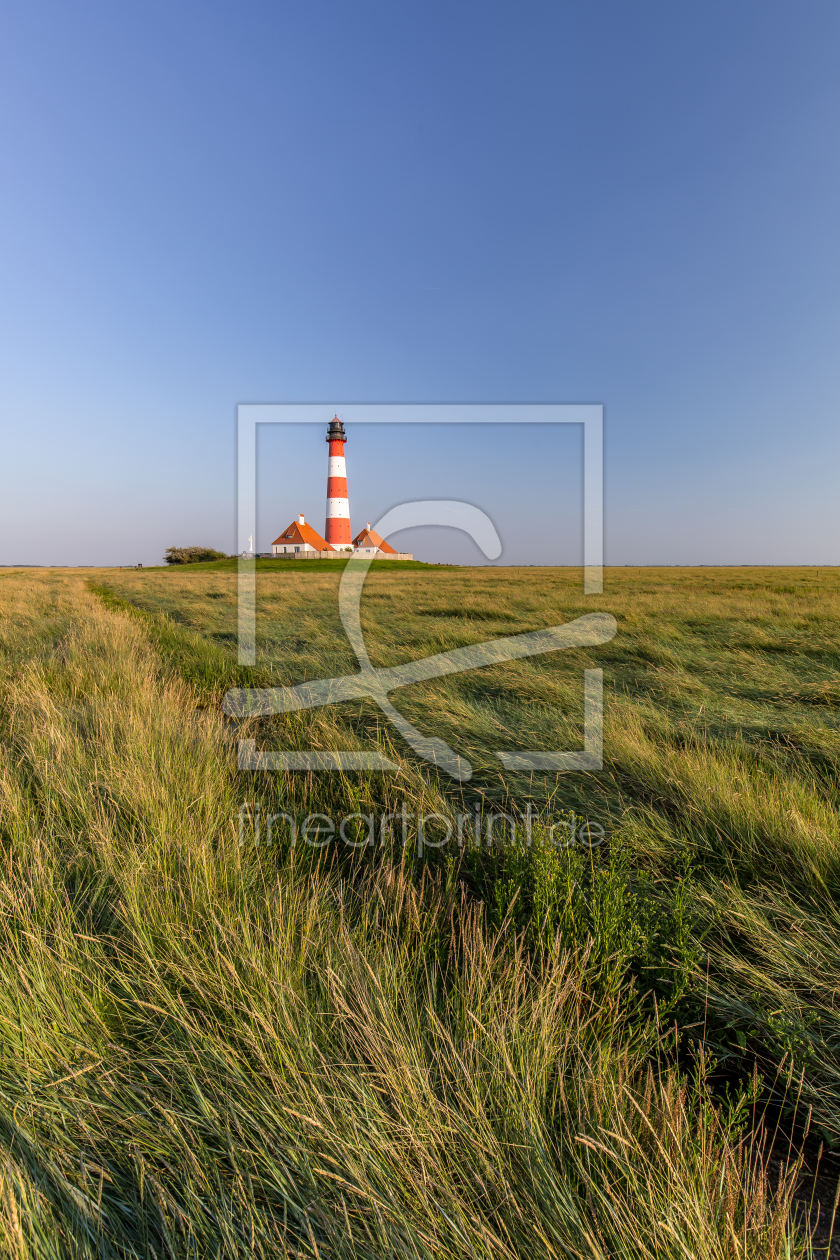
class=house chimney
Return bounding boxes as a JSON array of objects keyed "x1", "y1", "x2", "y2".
[{"x1": 298, "y1": 513, "x2": 305, "y2": 524}]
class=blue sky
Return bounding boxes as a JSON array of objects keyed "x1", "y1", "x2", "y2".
[{"x1": 1, "y1": 1, "x2": 838, "y2": 565}]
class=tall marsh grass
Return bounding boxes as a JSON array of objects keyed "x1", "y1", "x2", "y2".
[
  {"x1": 98, "y1": 562, "x2": 840, "y2": 1141},
  {"x1": 0, "y1": 567, "x2": 836, "y2": 1255}
]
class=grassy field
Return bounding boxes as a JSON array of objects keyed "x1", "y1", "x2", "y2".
[{"x1": 0, "y1": 562, "x2": 838, "y2": 1257}]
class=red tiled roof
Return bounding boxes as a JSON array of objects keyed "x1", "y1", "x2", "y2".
[
  {"x1": 351, "y1": 526, "x2": 397, "y2": 554},
  {"x1": 272, "y1": 519, "x2": 334, "y2": 550}
]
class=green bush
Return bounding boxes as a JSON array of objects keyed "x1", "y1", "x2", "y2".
[{"x1": 163, "y1": 545, "x2": 229, "y2": 565}]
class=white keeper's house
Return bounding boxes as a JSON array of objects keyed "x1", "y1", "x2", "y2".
[
  {"x1": 271, "y1": 514, "x2": 342, "y2": 557},
  {"x1": 351, "y1": 523, "x2": 402, "y2": 558}
]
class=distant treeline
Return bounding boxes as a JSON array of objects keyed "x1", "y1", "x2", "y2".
[{"x1": 164, "y1": 546, "x2": 230, "y2": 565}]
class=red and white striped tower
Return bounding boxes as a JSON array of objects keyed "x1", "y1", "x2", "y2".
[{"x1": 325, "y1": 415, "x2": 352, "y2": 547}]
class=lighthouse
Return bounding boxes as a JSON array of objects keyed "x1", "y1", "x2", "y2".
[{"x1": 325, "y1": 416, "x2": 352, "y2": 548}]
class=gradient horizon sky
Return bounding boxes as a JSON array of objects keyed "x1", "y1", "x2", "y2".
[{"x1": 1, "y1": 1, "x2": 839, "y2": 567}]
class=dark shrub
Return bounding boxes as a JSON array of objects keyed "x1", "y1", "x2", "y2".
[{"x1": 164, "y1": 546, "x2": 229, "y2": 565}]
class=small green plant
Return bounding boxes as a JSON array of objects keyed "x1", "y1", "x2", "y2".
[{"x1": 483, "y1": 826, "x2": 704, "y2": 1018}]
